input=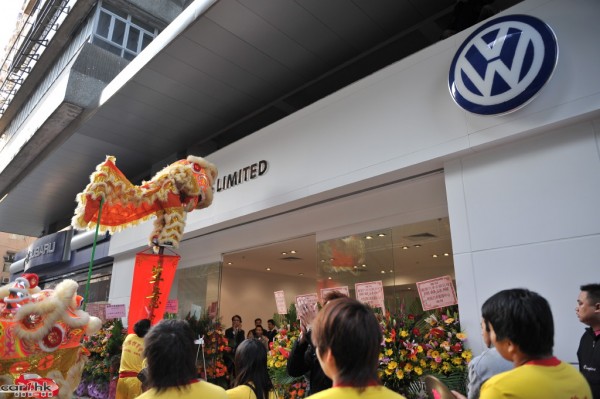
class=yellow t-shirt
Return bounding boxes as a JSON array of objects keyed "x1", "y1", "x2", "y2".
[
  {"x1": 119, "y1": 333, "x2": 145, "y2": 373},
  {"x1": 137, "y1": 380, "x2": 227, "y2": 399},
  {"x1": 309, "y1": 386, "x2": 406, "y2": 399},
  {"x1": 226, "y1": 385, "x2": 277, "y2": 399},
  {"x1": 480, "y1": 359, "x2": 592, "y2": 399}
]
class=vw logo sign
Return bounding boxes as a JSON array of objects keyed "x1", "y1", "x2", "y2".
[{"x1": 449, "y1": 14, "x2": 558, "y2": 115}]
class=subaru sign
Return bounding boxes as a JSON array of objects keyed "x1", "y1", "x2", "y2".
[{"x1": 449, "y1": 14, "x2": 558, "y2": 115}]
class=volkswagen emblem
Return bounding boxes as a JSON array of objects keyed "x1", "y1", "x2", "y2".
[{"x1": 449, "y1": 14, "x2": 558, "y2": 115}]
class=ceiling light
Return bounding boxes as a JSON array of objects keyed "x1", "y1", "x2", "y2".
[
  {"x1": 290, "y1": 250, "x2": 297, "y2": 254},
  {"x1": 321, "y1": 259, "x2": 325, "y2": 263},
  {"x1": 353, "y1": 265, "x2": 358, "y2": 269},
  {"x1": 389, "y1": 269, "x2": 393, "y2": 273},
  {"x1": 227, "y1": 262, "x2": 232, "y2": 265},
  {"x1": 380, "y1": 270, "x2": 386, "y2": 274},
  {"x1": 444, "y1": 253, "x2": 450, "y2": 256},
  {"x1": 378, "y1": 233, "x2": 386, "y2": 237},
  {"x1": 281, "y1": 251, "x2": 287, "y2": 255},
  {"x1": 266, "y1": 267, "x2": 271, "y2": 271},
  {"x1": 365, "y1": 235, "x2": 373, "y2": 239},
  {"x1": 362, "y1": 264, "x2": 367, "y2": 268},
  {"x1": 402, "y1": 246, "x2": 409, "y2": 250},
  {"x1": 298, "y1": 272, "x2": 304, "y2": 276},
  {"x1": 432, "y1": 254, "x2": 438, "y2": 258},
  {"x1": 414, "y1": 244, "x2": 421, "y2": 248},
  {"x1": 328, "y1": 277, "x2": 332, "y2": 280}
]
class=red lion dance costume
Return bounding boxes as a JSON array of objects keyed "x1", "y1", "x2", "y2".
[{"x1": 71, "y1": 155, "x2": 218, "y2": 248}]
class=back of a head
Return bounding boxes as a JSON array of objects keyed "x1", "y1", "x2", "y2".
[
  {"x1": 134, "y1": 318, "x2": 151, "y2": 338},
  {"x1": 323, "y1": 290, "x2": 347, "y2": 303},
  {"x1": 312, "y1": 297, "x2": 382, "y2": 388},
  {"x1": 234, "y1": 339, "x2": 272, "y2": 399},
  {"x1": 143, "y1": 319, "x2": 197, "y2": 392},
  {"x1": 481, "y1": 288, "x2": 554, "y2": 357}
]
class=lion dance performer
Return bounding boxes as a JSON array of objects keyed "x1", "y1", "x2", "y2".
[
  {"x1": 0, "y1": 274, "x2": 102, "y2": 398},
  {"x1": 71, "y1": 155, "x2": 218, "y2": 248}
]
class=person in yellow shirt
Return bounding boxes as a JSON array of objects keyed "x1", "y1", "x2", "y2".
[
  {"x1": 309, "y1": 297, "x2": 406, "y2": 399},
  {"x1": 137, "y1": 319, "x2": 227, "y2": 399},
  {"x1": 116, "y1": 319, "x2": 150, "y2": 399},
  {"x1": 452, "y1": 288, "x2": 592, "y2": 399},
  {"x1": 226, "y1": 339, "x2": 274, "y2": 399}
]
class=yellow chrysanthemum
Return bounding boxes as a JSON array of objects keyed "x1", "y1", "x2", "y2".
[
  {"x1": 385, "y1": 369, "x2": 393, "y2": 376},
  {"x1": 400, "y1": 330, "x2": 409, "y2": 338},
  {"x1": 385, "y1": 337, "x2": 393, "y2": 343},
  {"x1": 441, "y1": 352, "x2": 450, "y2": 359},
  {"x1": 395, "y1": 369, "x2": 404, "y2": 380},
  {"x1": 456, "y1": 332, "x2": 467, "y2": 340},
  {"x1": 386, "y1": 349, "x2": 393, "y2": 356},
  {"x1": 403, "y1": 363, "x2": 413, "y2": 372},
  {"x1": 462, "y1": 350, "x2": 473, "y2": 362},
  {"x1": 388, "y1": 361, "x2": 398, "y2": 370},
  {"x1": 444, "y1": 317, "x2": 455, "y2": 324},
  {"x1": 442, "y1": 362, "x2": 452, "y2": 372},
  {"x1": 452, "y1": 357, "x2": 463, "y2": 365},
  {"x1": 430, "y1": 362, "x2": 439, "y2": 370},
  {"x1": 275, "y1": 361, "x2": 282, "y2": 368},
  {"x1": 431, "y1": 350, "x2": 440, "y2": 358},
  {"x1": 420, "y1": 359, "x2": 427, "y2": 367},
  {"x1": 417, "y1": 345, "x2": 423, "y2": 353},
  {"x1": 414, "y1": 366, "x2": 423, "y2": 376}
]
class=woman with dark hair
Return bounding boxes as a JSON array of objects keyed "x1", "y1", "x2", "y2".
[
  {"x1": 137, "y1": 319, "x2": 226, "y2": 399},
  {"x1": 226, "y1": 339, "x2": 274, "y2": 399},
  {"x1": 116, "y1": 318, "x2": 151, "y2": 399},
  {"x1": 310, "y1": 297, "x2": 405, "y2": 399}
]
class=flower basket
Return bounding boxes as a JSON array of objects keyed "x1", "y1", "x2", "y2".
[
  {"x1": 267, "y1": 328, "x2": 307, "y2": 399},
  {"x1": 378, "y1": 306, "x2": 470, "y2": 399}
]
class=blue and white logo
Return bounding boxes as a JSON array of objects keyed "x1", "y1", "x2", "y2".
[{"x1": 449, "y1": 14, "x2": 558, "y2": 115}]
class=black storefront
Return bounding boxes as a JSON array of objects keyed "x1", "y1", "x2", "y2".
[{"x1": 10, "y1": 229, "x2": 113, "y2": 303}]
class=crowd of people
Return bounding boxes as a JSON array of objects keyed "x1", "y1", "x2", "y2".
[{"x1": 115, "y1": 283, "x2": 600, "y2": 399}]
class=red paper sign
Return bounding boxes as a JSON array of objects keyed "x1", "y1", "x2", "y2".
[
  {"x1": 355, "y1": 281, "x2": 385, "y2": 310},
  {"x1": 165, "y1": 299, "x2": 178, "y2": 313},
  {"x1": 128, "y1": 251, "x2": 180, "y2": 333},
  {"x1": 416, "y1": 275, "x2": 457, "y2": 311},
  {"x1": 274, "y1": 290, "x2": 287, "y2": 314},
  {"x1": 105, "y1": 304, "x2": 126, "y2": 319}
]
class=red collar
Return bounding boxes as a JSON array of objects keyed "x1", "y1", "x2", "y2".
[{"x1": 522, "y1": 357, "x2": 560, "y2": 366}]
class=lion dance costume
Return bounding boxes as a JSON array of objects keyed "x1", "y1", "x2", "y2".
[
  {"x1": 0, "y1": 274, "x2": 102, "y2": 398},
  {"x1": 71, "y1": 155, "x2": 218, "y2": 248}
]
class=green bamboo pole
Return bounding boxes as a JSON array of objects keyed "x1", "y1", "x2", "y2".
[{"x1": 83, "y1": 198, "x2": 104, "y2": 311}]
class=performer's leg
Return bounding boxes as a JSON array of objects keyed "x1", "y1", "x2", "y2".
[{"x1": 156, "y1": 208, "x2": 186, "y2": 247}]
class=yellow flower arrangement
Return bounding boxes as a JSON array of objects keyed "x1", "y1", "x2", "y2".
[
  {"x1": 267, "y1": 327, "x2": 307, "y2": 399},
  {"x1": 379, "y1": 306, "x2": 471, "y2": 398}
]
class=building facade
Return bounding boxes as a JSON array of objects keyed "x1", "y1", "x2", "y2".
[{"x1": 106, "y1": 0, "x2": 600, "y2": 363}]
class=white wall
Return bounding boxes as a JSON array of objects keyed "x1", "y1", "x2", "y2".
[
  {"x1": 445, "y1": 117, "x2": 600, "y2": 361},
  {"x1": 110, "y1": 0, "x2": 600, "y2": 259}
]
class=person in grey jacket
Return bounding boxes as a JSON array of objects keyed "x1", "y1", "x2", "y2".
[{"x1": 466, "y1": 318, "x2": 512, "y2": 399}]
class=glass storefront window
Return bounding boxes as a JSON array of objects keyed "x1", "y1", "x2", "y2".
[
  {"x1": 171, "y1": 262, "x2": 221, "y2": 320},
  {"x1": 317, "y1": 217, "x2": 454, "y2": 314}
]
